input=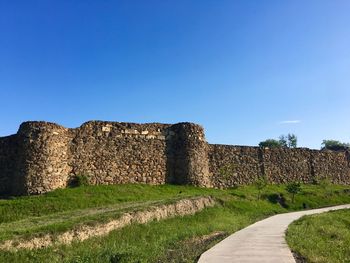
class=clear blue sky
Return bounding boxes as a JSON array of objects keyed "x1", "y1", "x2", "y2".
[{"x1": 1, "y1": 0, "x2": 349, "y2": 149}]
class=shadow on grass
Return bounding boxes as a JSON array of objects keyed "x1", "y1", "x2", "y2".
[{"x1": 265, "y1": 193, "x2": 289, "y2": 209}]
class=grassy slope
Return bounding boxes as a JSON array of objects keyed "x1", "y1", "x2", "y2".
[
  {"x1": 0, "y1": 184, "x2": 217, "y2": 223},
  {"x1": 0, "y1": 184, "x2": 218, "y2": 242},
  {"x1": 0, "y1": 184, "x2": 349, "y2": 262},
  {"x1": 286, "y1": 209, "x2": 350, "y2": 263}
]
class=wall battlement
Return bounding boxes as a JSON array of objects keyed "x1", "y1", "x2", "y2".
[{"x1": 0, "y1": 121, "x2": 349, "y2": 195}]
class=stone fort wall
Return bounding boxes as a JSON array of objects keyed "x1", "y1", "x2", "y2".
[
  {"x1": 0, "y1": 121, "x2": 349, "y2": 195},
  {"x1": 209, "y1": 144, "x2": 350, "y2": 188},
  {"x1": 0, "y1": 121, "x2": 210, "y2": 195}
]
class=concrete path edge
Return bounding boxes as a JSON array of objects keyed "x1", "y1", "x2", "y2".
[{"x1": 198, "y1": 204, "x2": 350, "y2": 263}]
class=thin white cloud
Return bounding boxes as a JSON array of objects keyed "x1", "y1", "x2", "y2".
[{"x1": 279, "y1": 120, "x2": 301, "y2": 124}]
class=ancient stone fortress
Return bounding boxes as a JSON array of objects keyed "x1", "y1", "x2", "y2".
[{"x1": 0, "y1": 121, "x2": 349, "y2": 195}]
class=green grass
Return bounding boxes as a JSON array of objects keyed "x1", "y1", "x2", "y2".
[
  {"x1": 0, "y1": 183, "x2": 350, "y2": 262},
  {"x1": 286, "y1": 209, "x2": 350, "y2": 263},
  {"x1": 0, "y1": 184, "x2": 217, "y2": 223},
  {"x1": 0, "y1": 184, "x2": 220, "y2": 242}
]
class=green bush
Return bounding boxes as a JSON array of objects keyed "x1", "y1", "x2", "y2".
[
  {"x1": 321, "y1": 140, "x2": 350, "y2": 151},
  {"x1": 254, "y1": 176, "x2": 268, "y2": 200},
  {"x1": 259, "y1": 139, "x2": 281, "y2": 148},
  {"x1": 259, "y1": 134, "x2": 298, "y2": 148},
  {"x1": 69, "y1": 174, "x2": 90, "y2": 187},
  {"x1": 286, "y1": 181, "x2": 302, "y2": 203}
]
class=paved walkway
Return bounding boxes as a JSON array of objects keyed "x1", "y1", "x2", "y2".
[{"x1": 198, "y1": 204, "x2": 350, "y2": 263}]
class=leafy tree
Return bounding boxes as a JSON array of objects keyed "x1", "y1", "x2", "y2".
[
  {"x1": 254, "y1": 176, "x2": 268, "y2": 200},
  {"x1": 259, "y1": 139, "x2": 282, "y2": 148},
  {"x1": 286, "y1": 181, "x2": 302, "y2": 203},
  {"x1": 278, "y1": 135, "x2": 288, "y2": 147},
  {"x1": 321, "y1": 140, "x2": 350, "y2": 151},
  {"x1": 287, "y1": 133, "x2": 297, "y2": 148},
  {"x1": 260, "y1": 134, "x2": 298, "y2": 148}
]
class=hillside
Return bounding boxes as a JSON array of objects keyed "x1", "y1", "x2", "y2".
[{"x1": 1, "y1": 183, "x2": 350, "y2": 262}]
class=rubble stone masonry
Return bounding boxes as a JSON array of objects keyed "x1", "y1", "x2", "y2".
[
  {"x1": 209, "y1": 144, "x2": 350, "y2": 188},
  {"x1": 0, "y1": 121, "x2": 349, "y2": 195}
]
